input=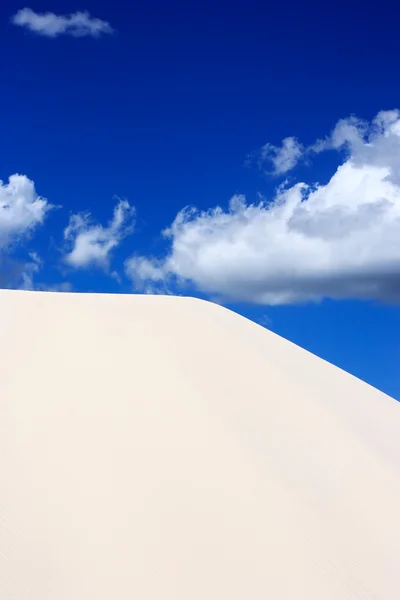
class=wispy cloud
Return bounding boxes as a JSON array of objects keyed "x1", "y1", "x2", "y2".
[
  {"x1": 11, "y1": 8, "x2": 114, "y2": 38},
  {"x1": 64, "y1": 199, "x2": 135, "y2": 269},
  {"x1": 258, "y1": 315, "x2": 273, "y2": 329},
  {"x1": 19, "y1": 252, "x2": 42, "y2": 290},
  {"x1": 125, "y1": 109, "x2": 400, "y2": 305},
  {"x1": 257, "y1": 111, "x2": 400, "y2": 177},
  {"x1": 38, "y1": 281, "x2": 73, "y2": 293},
  {"x1": 259, "y1": 136, "x2": 304, "y2": 175}
]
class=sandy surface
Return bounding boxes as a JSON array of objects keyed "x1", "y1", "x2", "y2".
[{"x1": 1, "y1": 290, "x2": 400, "y2": 599}]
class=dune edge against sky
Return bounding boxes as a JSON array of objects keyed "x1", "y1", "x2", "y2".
[{"x1": 1, "y1": 289, "x2": 399, "y2": 599}]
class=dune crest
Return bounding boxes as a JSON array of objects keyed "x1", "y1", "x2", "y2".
[{"x1": 1, "y1": 290, "x2": 399, "y2": 599}]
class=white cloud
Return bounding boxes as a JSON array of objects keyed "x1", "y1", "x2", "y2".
[
  {"x1": 11, "y1": 8, "x2": 114, "y2": 38},
  {"x1": 125, "y1": 256, "x2": 173, "y2": 295},
  {"x1": 259, "y1": 136, "x2": 304, "y2": 175},
  {"x1": 126, "y1": 110, "x2": 400, "y2": 305},
  {"x1": 0, "y1": 174, "x2": 52, "y2": 250},
  {"x1": 64, "y1": 199, "x2": 135, "y2": 269}
]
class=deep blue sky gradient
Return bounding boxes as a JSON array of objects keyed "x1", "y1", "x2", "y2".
[{"x1": 1, "y1": 0, "x2": 399, "y2": 398}]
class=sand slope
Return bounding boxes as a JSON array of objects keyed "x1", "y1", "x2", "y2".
[{"x1": 1, "y1": 290, "x2": 399, "y2": 599}]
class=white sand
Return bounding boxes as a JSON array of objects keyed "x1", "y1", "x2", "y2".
[{"x1": 1, "y1": 290, "x2": 400, "y2": 599}]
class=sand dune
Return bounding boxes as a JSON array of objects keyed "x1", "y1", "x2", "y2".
[{"x1": 1, "y1": 289, "x2": 399, "y2": 599}]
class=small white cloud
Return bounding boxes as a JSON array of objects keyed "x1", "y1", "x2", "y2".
[
  {"x1": 11, "y1": 8, "x2": 114, "y2": 38},
  {"x1": 126, "y1": 256, "x2": 166, "y2": 285},
  {"x1": 125, "y1": 110, "x2": 400, "y2": 305},
  {"x1": 259, "y1": 136, "x2": 304, "y2": 175},
  {"x1": 125, "y1": 256, "x2": 172, "y2": 295},
  {"x1": 64, "y1": 199, "x2": 135, "y2": 269},
  {"x1": 0, "y1": 174, "x2": 52, "y2": 250}
]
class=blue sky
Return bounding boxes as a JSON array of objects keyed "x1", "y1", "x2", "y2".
[{"x1": 1, "y1": 0, "x2": 399, "y2": 399}]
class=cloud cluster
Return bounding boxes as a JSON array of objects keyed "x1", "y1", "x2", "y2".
[
  {"x1": 0, "y1": 172, "x2": 133, "y2": 290},
  {"x1": 3, "y1": 110, "x2": 400, "y2": 306},
  {"x1": 11, "y1": 8, "x2": 114, "y2": 38},
  {"x1": 0, "y1": 174, "x2": 52, "y2": 250},
  {"x1": 126, "y1": 110, "x2": 400, "y2": 305},
  {"x1": 64, "y1": 199, "x2": 135, "y2": 269}
]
